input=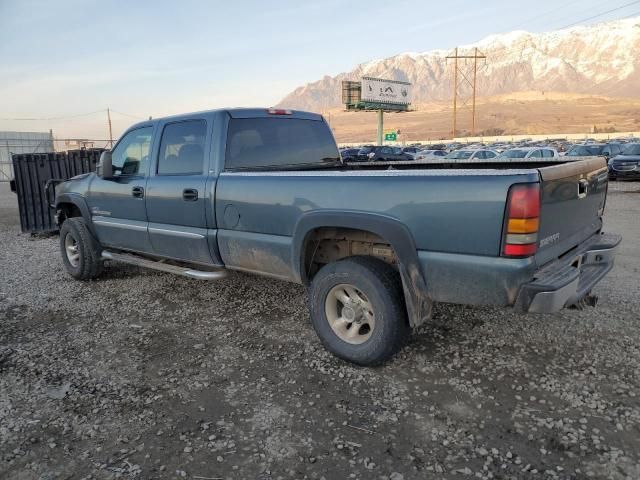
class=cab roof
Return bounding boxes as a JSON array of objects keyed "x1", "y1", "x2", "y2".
[{"x1": 127, "y1": 107, "x2": 323, "y2": 130}]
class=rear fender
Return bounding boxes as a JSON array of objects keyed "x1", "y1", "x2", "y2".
[{"x1": 292, "y1": 210, "x2": 432, "y2": 327}]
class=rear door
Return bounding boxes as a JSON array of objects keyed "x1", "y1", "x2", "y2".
[
  {"x1": 535, "y1": 158, "x2": 608, "y2": 265},
  {"x1": 144, "y1": 118, "x2": 215, "y2": 265}
]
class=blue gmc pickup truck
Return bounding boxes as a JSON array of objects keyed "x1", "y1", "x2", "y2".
[{"x1": 54, "y1": 108, "x2": 621, "y2": 365}]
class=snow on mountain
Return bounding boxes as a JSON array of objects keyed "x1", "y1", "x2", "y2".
[{"x1": 277, "y1": 17, "x2": 640, "y2": 111}]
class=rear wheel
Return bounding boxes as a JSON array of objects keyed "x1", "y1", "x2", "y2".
[
  {"x1": 309, "y1": 256, "x2": 410, "y2": 366},
  {"x1": 59, "y1": 217, "x2": 103, "y2": 280}
]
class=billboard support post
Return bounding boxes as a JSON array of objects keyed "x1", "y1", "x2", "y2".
[{"x1": 377, "y1": 110, "x2": 383, "y2": 146}]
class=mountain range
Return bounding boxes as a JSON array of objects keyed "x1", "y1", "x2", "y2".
[{"x1": 277, "y1": 17, "x2": 640, "y2": 111}]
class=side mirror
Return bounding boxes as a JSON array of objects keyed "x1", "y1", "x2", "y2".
[{"x1": 97, "y1": 150, "x2": 113, "y2": 178}]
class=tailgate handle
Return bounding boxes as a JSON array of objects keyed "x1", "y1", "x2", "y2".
[{"x1": 578, "y1": 179, "x2": 589, "y2": 198}]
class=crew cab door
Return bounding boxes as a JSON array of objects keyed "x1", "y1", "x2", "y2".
[
  {"x1": 87, "y1": 126, "x2": 154, "y2": 253},
  {"x1": 144, "y1": 119, "x2": 215, "y2": 265}
]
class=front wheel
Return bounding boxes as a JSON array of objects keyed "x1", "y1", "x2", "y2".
[
  {"x1": 59, "y1": 217, "x2": 103, "y2": 280},
  {"x1": 308, "y1": 256, "x2": 410, "y2": 366}
]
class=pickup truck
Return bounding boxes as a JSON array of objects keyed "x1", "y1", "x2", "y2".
[{"x1": 54, "y1": 108, "x2": 621, "y2": 365}]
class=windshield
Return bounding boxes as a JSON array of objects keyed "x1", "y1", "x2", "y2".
[
  {"x1": 445, "y1": 150, "x2": 473, "y2": 160},
  {"x1": 567, "y1": 145, "x2": 604, "y2": 156},
  {"x1": 500, "y1": 149, "x2": 528, "y2": 158},
  {"x1": 622, "y1": 144, "x2": 640, "y2": 156}
]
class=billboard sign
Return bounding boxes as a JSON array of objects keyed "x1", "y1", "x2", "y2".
[{"x1": 361, "y1": 77, "x2": 412, "y2": 106}]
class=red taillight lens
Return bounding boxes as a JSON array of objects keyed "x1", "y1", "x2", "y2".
[
  {"x1": 503, "y1": 183, "x2": 540, "y2": 258},
  {"x1": 504, "y1": 243, "x2": 538, "y2": 257},
  {"x1": 267, "y1": 108, "x2": 292, "y2": 115},
  {"x1": 508, "y1": 184, "x2": 540, "y2": 218}
]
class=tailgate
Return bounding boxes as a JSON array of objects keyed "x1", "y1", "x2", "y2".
[{"x1": 535, "y1": 157, "x2": 608, "y2": 266}]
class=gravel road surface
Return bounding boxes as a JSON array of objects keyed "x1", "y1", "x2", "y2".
[{"x1": 1, "y1": 181, "x2": 639, "y2": 480}]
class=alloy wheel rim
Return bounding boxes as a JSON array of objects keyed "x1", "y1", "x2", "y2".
[
  {"x1": 64, "y1": 233, "x2": 80, "y2": 267},
  {"x1": 325, "y1": 284, "x2": 375, "y2": 345}
]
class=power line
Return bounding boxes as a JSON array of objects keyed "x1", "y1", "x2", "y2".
[
  {"x1": 0, "y1": 108, "x2": 146, "y2": 122},
  {"x1": 509, "y1": 0, "x2": 586, "y2": 29},
  {"x1": 109, "y1": 109, "x2": 144, "y2": 119},
  {"x1": 558, "y1": 0, "x2": 640, "y2": 29},
  {"x1": 0, "y1": 109, "x2": 107, "y2": 121}
]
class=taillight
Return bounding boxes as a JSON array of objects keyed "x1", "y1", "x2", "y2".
[
  {"x1": 502, "y1": 183, "x2": 540, "y2": 258},
  {"x1": 267, "y1": 108, "x2": 292, "y2": 115}
]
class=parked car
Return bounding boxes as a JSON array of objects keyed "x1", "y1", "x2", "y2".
[
  {"x1": 414, "y1": 149, "x2": 448, "y2": 161},
  {"x1": 608, "y1": 143, "x2": 640, "y2": 180},
  {"x1": 401, "y1": 146, "x2": 421, "y2": 158},
  {"x1": 566, "y1": 143, "x2": 624, "y2": 160},
  {"x1": 357, "y1": 145, "x2": 411, "y2": 162},
  {"x1": 429, "y1": 143, "x2": 447, "y2": 151},
  {"x1": 53, "y1": 107, "x2": 620, "y2": 365},
  {"x1": 499, "y1": 147, "x2": 558, "y2": 160},
  {"x1": 443, "y1": 149, "x2": 498, "y2": 161},
  {"x1": 340, "y1": 148, "x2": 361, "y2": 162}
]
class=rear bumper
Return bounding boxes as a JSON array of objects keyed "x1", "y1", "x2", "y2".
[{"x1": 515, "y1": 232, "x2": 621, "y2": 313}]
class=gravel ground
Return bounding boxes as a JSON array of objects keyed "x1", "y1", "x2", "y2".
[{"x1": 1, "y1": 180, "x2": 639, "y2": 480}]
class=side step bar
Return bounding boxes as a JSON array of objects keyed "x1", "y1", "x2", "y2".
[{"x1": 101, "y1": 250, "x2": 228, "y2": 280}]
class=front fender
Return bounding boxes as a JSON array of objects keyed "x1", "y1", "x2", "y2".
[
  {"x1": 292, "y1": 210, "x2": 432, "y2": 327},
  {"x1": 55, "y1": 193, "x2": 96, "y2": 235}
]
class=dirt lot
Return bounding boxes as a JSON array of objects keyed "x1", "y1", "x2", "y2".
[
  {"x1": 327, "y1": 92, "x2": 640, "y2": 143},
  {"x1": 1, "y1": 181, "x2": 639, "y2": 480}
]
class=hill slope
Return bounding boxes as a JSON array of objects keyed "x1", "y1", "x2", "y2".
[{"x1": 278, "y1": 17, "x2": 640, "y2": 111}]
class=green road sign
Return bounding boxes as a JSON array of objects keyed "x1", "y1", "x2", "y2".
[{"x1": 384, "y1": 132, "x2": 397, "y2": 141}]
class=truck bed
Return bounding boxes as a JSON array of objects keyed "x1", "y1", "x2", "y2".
[{"x1": 344, "y1": 156, "x2": 599, "y2": 170}]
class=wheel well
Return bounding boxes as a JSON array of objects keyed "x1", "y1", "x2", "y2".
[
  {"x1": 302, "y1": 227, "x2": 398, "y2": 283},
  {"x1": 56, "y1": 202, "x2": 82, "y2": 224}
]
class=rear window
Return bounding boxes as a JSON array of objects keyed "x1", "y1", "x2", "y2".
[
  {"x1": 445, "y1": 150, "x2": 473, "y2": 160},
  {"x1": 225, "y1": 118, "x2": 339, "y2": 170},
  {"x1": 567, "y1": 145, "x2": 604, "y2": 156},
  {"x1": 500, "y1": 149, "x2": 528, "y2": 159}
]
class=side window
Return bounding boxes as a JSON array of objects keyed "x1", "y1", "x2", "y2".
[
  {"x1": 474, "y1": 151, "x2": 485, "y2": 160},
  {"x1": 381, "y1": 147, "x2": 392, "y2": 155},
  {"x1": 542, "y1": 149, "x2": 554, "y2": 158},
  {"x1": 485, "y1": 151, "x2": 496, "y2": 159},
  {"x1": 111, "y1": 127, "x2": 153, "y2": 176},
  {"x1": 157, "y1": 120, "x2": 206, "y2": 175},
  {"x1": 530, "y1": 149, "x2": 542, "y2": 158},
  {"x1": 225, "y1": 118, "x2": 339, "y2": 170}
]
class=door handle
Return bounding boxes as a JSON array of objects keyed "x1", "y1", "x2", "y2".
[
  {"x1": 183, "y1": 188, "x2": 198, "y2": 201},
  {"x1": 132, "y1": 186, "x2": 144, "y2": 198}
]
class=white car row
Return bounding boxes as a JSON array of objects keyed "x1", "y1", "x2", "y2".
[{"x1": 412, "y1": 146, "x2": 560, "y2": 162}]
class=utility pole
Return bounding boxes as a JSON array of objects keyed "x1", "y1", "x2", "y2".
[
  {"x1": 472, "y1": 47, "x2": 478, "y2": 135},
  {"x1": 452, "y1": 48, "x2": 458, "y2": 138},
  {"x1": 446, "y1": 47, "x2": 486, "y2": 138},
  {"x1": 107, "y1": 108, "x2": 113, "y2": 148}
]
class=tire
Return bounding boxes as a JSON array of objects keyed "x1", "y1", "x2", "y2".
[
  {"x1": 309, "y1": 256, "x2": 410, "y2": 366},
  {"x1": 59, "y1": 217, "x2": 103, "y2": 280}
]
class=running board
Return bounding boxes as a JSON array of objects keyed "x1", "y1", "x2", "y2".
[{"x1": 101, "y1": 251, "x2": 228, "y2": 280}]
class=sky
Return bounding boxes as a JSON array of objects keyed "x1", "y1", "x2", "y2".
[{"x1": 1, "y1": 0, "x2": 639, "y2": 140}]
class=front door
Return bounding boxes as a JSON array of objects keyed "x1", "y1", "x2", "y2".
[
  {"x1": 145, "y1": 119, "x2": 214, "y2": 265},
  {"x1": 87, "y1": 126, "x2": 154, "y2": 253}
]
